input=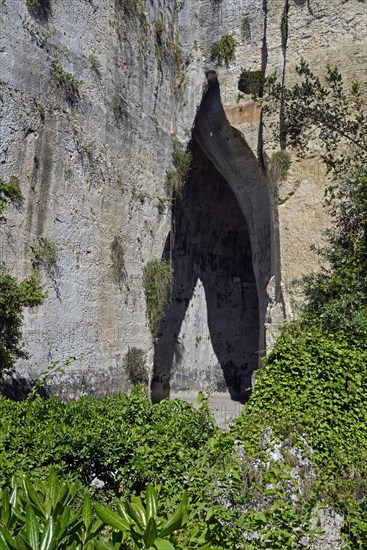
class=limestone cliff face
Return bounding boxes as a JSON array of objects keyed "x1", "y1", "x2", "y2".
[{"x1": 0, "y1": 0, "x2": 366, "y2": 402}]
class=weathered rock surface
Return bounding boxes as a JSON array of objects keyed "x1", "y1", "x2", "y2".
[{"x1": 0, "y1": 0, "x2": 366, "y2": 403}]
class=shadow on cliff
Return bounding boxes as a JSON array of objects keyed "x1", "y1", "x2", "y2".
[
  {"x1": 27, "y1": 0, "x2": 52, "y2": 22},
  {"x1": 0, "y1": 374, "x2": 49, "y2": 401},
  {"x1": 151, "y1": 139, "x2": 259, "y2": 404}
]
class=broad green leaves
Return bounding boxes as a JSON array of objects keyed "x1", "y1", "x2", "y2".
[{"x1": 95, "y1": 484, "x2": 188, "y2": 549}]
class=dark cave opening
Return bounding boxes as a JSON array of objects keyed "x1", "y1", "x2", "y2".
[{"x1": 151, "y1": 138, "x2": 260, "y2": 404}]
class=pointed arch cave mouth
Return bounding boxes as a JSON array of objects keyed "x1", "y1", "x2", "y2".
[{"x1": 151, "y1": 140, "x2": 260, "y2": 404}]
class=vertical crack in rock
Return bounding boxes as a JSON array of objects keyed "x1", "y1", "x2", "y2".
[{"x1": 258, "y1": 0, "x2": 269, "y2": 165}]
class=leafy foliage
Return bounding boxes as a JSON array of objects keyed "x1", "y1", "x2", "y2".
[
  {"x1": 29, "y1": 237, "x2": 57, "y2": 271},
  {"x1": 0, "y1": 178, "x2": 22, "y2": 223},
  {"x1": 124, "y1": 348, "x2": 148, "y2": 386},
  {"x1": 164, "y1": 142, "x2": 192, "y2": 196},
  {"x1": 210, "y1": 35, "x2": 236, "y2": 66},
  {"x1": 0, "y1": 269, "x2": 45, "y2": 376},
  {"x1": 95, "y1": 484, "x2": 188, "y2": 549},
  {"x1": 0, "y1": 385, "x2": 322, "y2": 548},
  {"x1": 143, "y1": 260, "x2": 173, "y2": 339},
  {"x1": 0, "y1": 388, "x2": 256, "y2": 548},
  {"x1": 262, "y1": 60, "x2": 366, "y2": 174},
  {"x1": 261, "y1": 61, "x2": 367, "y2": 332},
  {"x1": 53, "y1": 64, "x2": 80, "y2": 105},
  {"x1": 233, "y1": 325, "x2": 367, "y2": 546},
  {"x1": 238, "y1": 69, "x2": 265, "y2": 96},
  {"x1": 0, "y1": 469, "x2": 103, "y2": 549},
  {"x1": 0, "y1": 387, "x2": 216, "y2": 492},
  {"x1": 268, "y1": 150, "x2": 292, "y2": 183},
  {"x1": 0, "y1": 177, "x2": 45, "y2": 378},
  {"x1": 235, "y1": 61, "x2": 367, "y2": 546}
]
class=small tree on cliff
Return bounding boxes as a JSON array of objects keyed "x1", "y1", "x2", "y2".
[
  {"x1": 260, "y1": 60, "x2": 367, "y2": 331},
  {"x1": 0, "y1": 177, "x2": 45, "y2": 377}
]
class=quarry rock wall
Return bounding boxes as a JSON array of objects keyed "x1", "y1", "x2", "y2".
[{"x1": 0, "y1": 0, "x2": 366, "y2": 401}]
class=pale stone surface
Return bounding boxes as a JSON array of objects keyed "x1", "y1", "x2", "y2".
[{"x1": 0, "y1": 0, "x2": 366, "y2": 403}]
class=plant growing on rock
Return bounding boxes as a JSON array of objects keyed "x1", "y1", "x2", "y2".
[
  {"x1": 164, "y1": 141, "x2": 192, "y2": 196},
  {"x1": 210, "y1": 35, "x2": 236, "y2": 66},
  {"x1": 238, "y1": 69, "x2": 265, "y2": 96},
  {"x1": 0, "y1": 177, "x2": 45, "y2": 378},
  {"x1": 0, "y1": 270, "x2": 45, "y2": 377},
  {"x1": 53, "y1": 63, "x2": 80, "y2": 105},
  {"x1": 125, "y1": 347, "x2": 149, "y2": 385},
  {"x1": 119, "y1": 0, "x2": 146, "y2": 15},
  {"x1": 268, "y1": 150, "x2": 292, "y2": 183},
  {"x1": 113, "y1": 95, "x2": 127, "y2": 123},
  {"x1": 0, "y1": 177, "x2": 22, "y2": 222},
  {"x1": 29, "y1": 236, "x2": 57, "y2": 271},
  {"x1": 143, "y1": 259, "x2": 173, "y2": 339},
  {"x1": 261, "y1": 60, "x2": 366, "y2": 172},
  {"x1": 89, "y1": 53, "x2": 102, "y2": 75},
  {"x1": 238, "y1": 61, "x2": 367, "y2": 546},
  {"x1": 262, "y1": 61, "x2": 367, "y2": 332}
]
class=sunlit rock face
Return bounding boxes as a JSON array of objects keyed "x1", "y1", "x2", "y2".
[{"x1": 0, "y1": 0, "x2": 365, "y2": 401}]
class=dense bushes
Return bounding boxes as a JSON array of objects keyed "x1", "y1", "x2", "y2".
[
  {"x1": 0, "y1": 388, "x2": 249, "y2": 548},
  {"x1": 233, "y1": 325, "x2": 367, "y2": 546},
  {"x1": 232, "y1": 61, "x2": 367, "y2": 547},
  {"x1": 0, "y1": 387, "x2": 217, "y2": 493},
  {"x1": 0, "y1": 387, "x2": 323, "y2": 548}
]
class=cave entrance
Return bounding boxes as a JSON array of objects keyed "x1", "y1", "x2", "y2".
[
  {"x1": 152, "y1": 137, "x2": 259, "y2": 404},
  {"x1": 151, "y1": 75, "x2": 281, "y2": 407}
]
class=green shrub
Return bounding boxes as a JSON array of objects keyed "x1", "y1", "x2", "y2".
[
  {"x1": 125, "y1": 347, "x2": 148, "y2": 385},
  {"x1": 95, "y1": 484, "x2": 188, "y2": 549},
  {"x1": 238, "y1": 69, "x2": 265, "y2": 95},
  {"x1": 29, "y1": 236, "x2": 57, "y2": 270},
  {"x1": 0, "y1": 177, "x2": 22, "y2": 223},
  {"x1": 0, "y1": 176, "x2": 45, "y2": 378},
  {"x1": 233, "y1": 324, "x2": 367, "y2": 546},
  {"x1": 0, "y1": 269, "x2": 45, "y2": 376},
  {"x1": 0, "y1": 387, "x2": 217, "y2": 493},
  {"x1": 155, "y1": 20, "x2": 164, "y2": 36},
  {"x1": 242, "y1": 16, "x2": 251, "y2": 41},
  {"x1": 0, "y1": 386, "x2": 332, "y2": 547},
  {"x1": 89, "y1": 53, "x2": 102, "y2": 75},
  {"x1": 164, "y1": 141, "x2": 192, "y2": 196},
  {"x1": 268, "y1": 150, "x2": 292, "y2": 182},
  {"x1": 0, "y1": 176, "x2": 23, "y2": 223},
  {"x1": 53, "y1": 63, "x2": 80, "y2": 105},
  {"x1": 143, "y1": 260, "x2": 173, "y2": 338},
  {"x1": 210, "y1": 35, "x2": 236, "y2": 65},
  {"x1": 113, "y1": 95, "x2": 126, "y2": 122}
]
